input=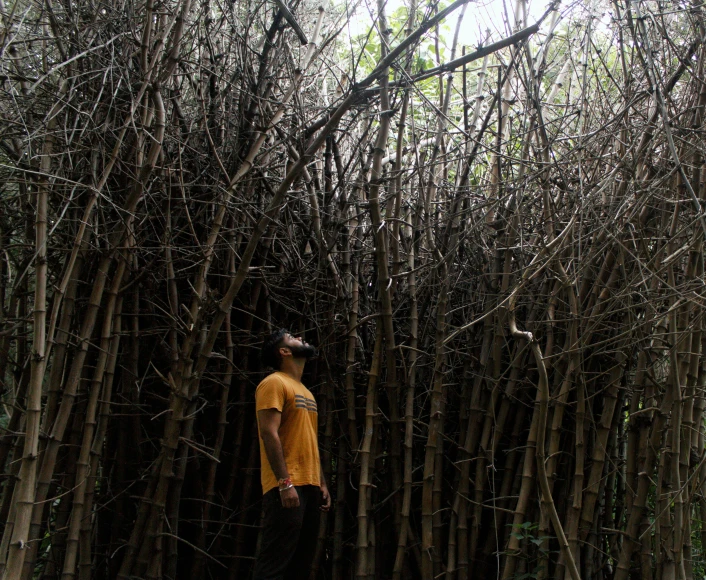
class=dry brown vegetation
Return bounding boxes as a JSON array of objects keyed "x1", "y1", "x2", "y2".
[{"x1": 0, "y1": 0, "x2": 705, "y2": 578}]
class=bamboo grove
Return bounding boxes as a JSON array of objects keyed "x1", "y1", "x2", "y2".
[{"x1": 0, "y1": 0, "x2": 705, "y2": 578}]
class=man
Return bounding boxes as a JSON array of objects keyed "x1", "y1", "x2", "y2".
[{"x1": 252, "y1": 329, "x2": 331, "y2": 580}]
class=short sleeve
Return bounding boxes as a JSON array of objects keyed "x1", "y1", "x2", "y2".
[{"x1": 256, "y1": 375, "x2": 287, "y2": 412}]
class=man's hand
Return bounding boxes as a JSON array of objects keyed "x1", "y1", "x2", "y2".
[
  {"x1": 280, "y1": 486, "x2": 300, "y2": 508},
  {"x1": 320, "y1": 484, "x2": 331, "y2": 511}
]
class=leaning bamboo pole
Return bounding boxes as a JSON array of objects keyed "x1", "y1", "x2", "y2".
[
  {"x1": 1, "y1": 80, "x2": 66, "y2": 580},
  {"x1": 60, "y1": 247, "x2": 128, "y2": 580},
  {"x1": 504, "y1": 211, "x2": 582, "y2": 580},
  {"x1": 78, "y1": 294, "x2": 123, "y2": 580},
  {"x1": 19, "y1": 87, "x2": 166, "y2": 579}
]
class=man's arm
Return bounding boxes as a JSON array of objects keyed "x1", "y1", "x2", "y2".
[
  {"x1": 319, "y1": 460, "x2": 331, "y2": 511},
  {"x1": 257, "y1": 409, "x2": 299, "y2": 508}
]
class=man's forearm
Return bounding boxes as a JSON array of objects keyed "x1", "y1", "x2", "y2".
[
  {"x1": 320, "y1": 460, "x2": 327, "y2": 487},
  {"x1": 261, "y1": 432, "x2": 289, "y2": 481}
]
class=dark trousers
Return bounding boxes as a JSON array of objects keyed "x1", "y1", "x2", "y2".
[{"x1": 252, "y1": 485, "x2": 321, "y2": 580}]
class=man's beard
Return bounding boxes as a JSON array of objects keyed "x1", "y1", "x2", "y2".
[{"x1": 289, "y1": 343, "x2": 317, "y2": 360}]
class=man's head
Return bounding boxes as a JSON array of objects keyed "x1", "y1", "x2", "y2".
[{"x1": 261, "y1": 329, "x2": 317, "y2": 370}]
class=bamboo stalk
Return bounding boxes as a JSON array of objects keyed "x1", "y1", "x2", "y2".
[
  {"x1": 355, "y1": 327, "x2": 383, "y2": 578},
  {"x1": 578, "y1": 356, "x2": 623, "y2": 541},
  {"x1": 500, "y1": 395, "x2": 539, "y2": 580},
  {"x1": 508, "y1": 299, "x2": 581, "y2": 580},
  {"x1": 332, "y1": 431, "x2": 348, "y2": 580},
  {"x1": 1, "y1": 80, "x2": 66, "y2": 580},
  {"x1": 23, "y1": 87, "x2": 166, "y2": 576},
  {"x1": 392, "y1": 202, "x2": 420, "y2": 580},
  {"x1": 78, "y1": 295, "x2": 123, "y2": 580},
  {"x1": 60, "y1": 250, "x2": 128, "y2": 580},
  {"x1": 421, "y1": 264, "x2": 449, "y2": 580},
  {"x1": 366, "y1": 0, "x2": 402, "y2": 530},
  {"x1": 188, "y1": 229, "x2": 235, "y2": 579}
]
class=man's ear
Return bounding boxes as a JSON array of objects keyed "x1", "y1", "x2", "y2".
[{"x1": 279, "y1": 346, "x2": 291, "y2": 359}]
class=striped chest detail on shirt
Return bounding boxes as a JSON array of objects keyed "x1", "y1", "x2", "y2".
[{"x1": 294, "y1": 394, "x2": 317, "y2": 412}]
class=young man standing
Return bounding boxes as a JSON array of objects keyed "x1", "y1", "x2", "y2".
[{"x1": 252, "y1": 329, "x2": 331, "y2": 580}]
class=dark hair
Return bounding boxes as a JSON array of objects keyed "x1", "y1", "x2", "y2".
[{"x1": 261, "y1": 328, "x2": 289, "y2": 370}]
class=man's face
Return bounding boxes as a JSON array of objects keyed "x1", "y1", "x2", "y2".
[{"x1": 280, "y1": 333, "x2": 317, "y2": 361}]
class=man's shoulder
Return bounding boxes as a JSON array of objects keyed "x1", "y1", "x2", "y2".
[
  {"x1": 256, "y1": 372, "x2": 284, "y2": 389},
  {"x1": 255, "y1": 372, "x2": 293, "y2": 395}
]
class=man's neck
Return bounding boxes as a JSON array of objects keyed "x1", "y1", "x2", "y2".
[{"x1": 279, "y1": 360, "x2": 305, "y2": 383}]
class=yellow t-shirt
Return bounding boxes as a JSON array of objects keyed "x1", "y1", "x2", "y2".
[{"x1": 255, "y1": 372, "x2": 320, "y2": 494}]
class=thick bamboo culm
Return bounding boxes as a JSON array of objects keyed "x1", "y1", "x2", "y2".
[{"x1": 0, "y1": 1, "x2": 706, "y2": 579}]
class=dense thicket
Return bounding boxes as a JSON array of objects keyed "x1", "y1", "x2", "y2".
[{"x1": 0, "y1": 0, "x2": 705, "y2": 578}]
